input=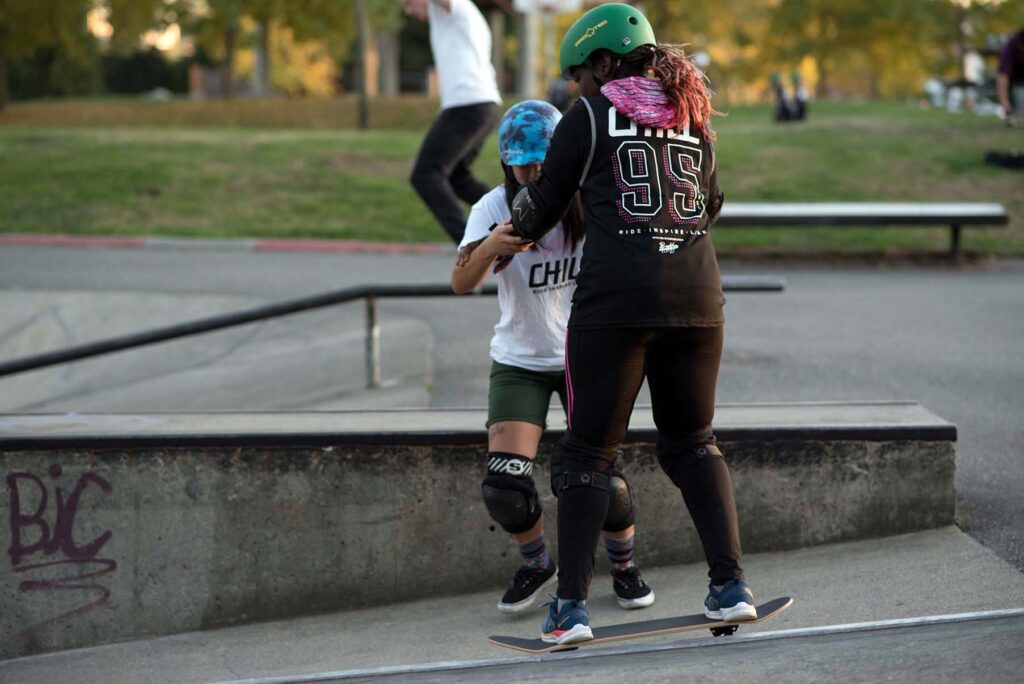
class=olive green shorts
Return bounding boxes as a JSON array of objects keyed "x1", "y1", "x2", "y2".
[{"x1": 487, "y1": 361, "x2": 568, "y2": 429}]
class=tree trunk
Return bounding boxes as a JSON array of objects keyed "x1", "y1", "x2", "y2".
[
  {"x1": 0, "y1": 22, "x2": 9, "y2": 113},
  {"x1": 253, "y1": 21, "x2": 270, "y2": 96},
  {"x1": 956, "y1": 6, "x2": 967, "y2": 77},
  {"x1": 354, "y1": 0, "x2": 370, "y2": 129},
  {"x1": 518, "y1": 12, "x2": 540, "y2": 97},
  {"x1": 223, "y1": 24, "x2": 236, "y2": 98},
  {"x1": 489, "y1": 10, "x2": 504, "y2": 93},
  {"x1": 814, "y1": 9, "x2": 831, "y2": 99},
  {"x1": 377, "y1": 30, "x2": 399, "y2": 97},
  {"x1": 815, "y1": 59, "x2": 829, "y2": 99}
]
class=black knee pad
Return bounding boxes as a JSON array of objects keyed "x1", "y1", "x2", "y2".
[
  {"x1": 603, "y1": 472, "x2": 636, "y2": 533},
  {"x1": 553, "y1": 470, "x2": 610, "y2": 493},
  {"x1": 657, "y1": 440, "x2": 723, "y2": 489},
  {"x1": 481, "y1": 452, "x2": 542, "y2": 534},
  {"x1": 549, "y1": 434, "x2": 619, "y2": 496}
]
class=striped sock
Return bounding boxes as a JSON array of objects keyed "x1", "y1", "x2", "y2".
[
  {"x1": 605, "y1": 533, "x2": 636, "y2": 571},
  {"x1": 519, "y1": 534, "x2": 550, "y2": 570}
]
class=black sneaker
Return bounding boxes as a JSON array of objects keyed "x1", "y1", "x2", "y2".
[
  {"x1": 498, "y1": 562, "x2": 556, "y2": 614},
  {"x1": 611, "y1": 566, "x2": 655, "y2": 609}
]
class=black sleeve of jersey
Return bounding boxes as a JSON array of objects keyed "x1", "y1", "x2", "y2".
[
  {"x1": 510, "y1": 101, "x2": 591, "y2": 241},
  {"x1": 706, "y1": 141, "x2": 725, "y2": 226}
]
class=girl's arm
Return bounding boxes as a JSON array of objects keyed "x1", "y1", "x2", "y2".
[
  {"x1": 451, "y1": 224, "x2": 532, "y2": 294},
  {"x1": 706, "y1": 141, "x2": 725, "y2": 225},
  {"x1": 511, "y1": 100, "x2": 593, "y2": 241}
]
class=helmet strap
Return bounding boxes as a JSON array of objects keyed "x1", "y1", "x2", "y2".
[
  {"x1": 502, "y1": 163, "x2": 523, "y2": 213},
  {"x1": 502, "y1": 162, "x2": 519, "y2": 186}
]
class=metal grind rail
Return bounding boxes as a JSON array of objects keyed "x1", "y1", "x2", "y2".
[
  {"x1": 0, "y1": 277, "x2": 785, "y2": 389},
  {"x1": 215, "y1": 607, "x2": 1024, "y2": 684}
]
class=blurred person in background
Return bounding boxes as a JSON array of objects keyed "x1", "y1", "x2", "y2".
[
  {"x1": 962, "y1": 47, "x2": 985, "y2": 113},
  {"x1": 404, "y1": 0, "x2": 502, "y2": 243},
  {"x1": 791, "y1": 71, "x2": 808, "y2": 121},
  {"x1": 770, "y1": 72, "x2": 793, "y2": 122},
  {"x1": 996, "y1": 27, "x2": 1024, "y2": 126}
]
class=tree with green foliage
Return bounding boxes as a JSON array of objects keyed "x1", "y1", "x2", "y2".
[
  {"x1": 645, "y1": 0, "x2": 1022, "y2": 101},
  {"x1": 172, "y1": 0, "x2": 245, "y2": 96},
  {"x1": 0, "y1": 4, "x2": 9, "y2": 111},
  {"x1": 756, "y1": 0, "x2": 1024, "y2": 98},
  {"x1": 211, "y1": 0, "x2": 244, "y2": 96},
  {"x1": 169, "y1": 0, "x2": 397, "y2": 98},
  {"x1": 106, "y1": 0, "x2": 170, "y2": 53},
  {"x1": 0, "y1": 0, "x2": 101, "y2": 110},
  {"x1": 281, "y1": 0, "x2": 401, "y2": 82},
  {"x1": 644, "y1": 0, "x2": 774, "y2": 98},
  {"x1": 758, "y1": 0, "x2": 909, "y2": 97}
]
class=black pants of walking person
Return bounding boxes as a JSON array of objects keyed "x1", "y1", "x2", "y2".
[
  {"x1": 555, "y1": 325, "x2": 744, "y2": 600},
  {"x1": 410, "y1": 102, "x2": 501, "y2": 244}
]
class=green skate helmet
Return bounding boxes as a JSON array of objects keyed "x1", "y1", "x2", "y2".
[{"x1": 559, "y1": 3, "x2": 656, "y2": 80}]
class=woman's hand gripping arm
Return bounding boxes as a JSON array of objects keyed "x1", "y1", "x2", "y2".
[{"x1": 451, "y1": 223, "x2": 533, "y2": 294}]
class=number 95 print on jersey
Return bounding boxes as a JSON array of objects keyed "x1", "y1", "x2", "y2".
[{"x1": 610, "y1": 124, "x2": 710, "y2": 250}]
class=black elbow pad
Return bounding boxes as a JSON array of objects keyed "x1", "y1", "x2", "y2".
[
  {"x1": 511, "y1": 186, "x2": 542, "y2": 241},
  {"x1": 708, "y1": 190, "x2": 725, "y2": 226}
]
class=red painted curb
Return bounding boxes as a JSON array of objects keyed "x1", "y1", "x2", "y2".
[
  {"x1": 0, "y1": 234, "x2": 147, "y2": 249},
  {"x1": 253, "y1": 239, "x2": 449, "y2": 254}
]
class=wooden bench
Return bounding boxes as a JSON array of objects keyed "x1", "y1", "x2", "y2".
[{"x1": 717, "y1": 202, "x2": 1009, "y2": 257}]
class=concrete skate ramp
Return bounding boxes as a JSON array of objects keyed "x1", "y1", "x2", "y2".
[
  {"x1": 0, "y1": 401, "x2": 955, "y2": 658},
  {"x1": 310, "y1": 610, "x2": 1024, "y2": 684}
]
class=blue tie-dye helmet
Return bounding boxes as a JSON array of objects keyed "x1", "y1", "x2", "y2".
[{"x1": 498, "y1": 100, "x2": 562, "y2": 167}]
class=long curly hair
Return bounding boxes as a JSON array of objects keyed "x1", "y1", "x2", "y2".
[{"x1": 611, "y1": 44, "x2": 719, "y2": 141}]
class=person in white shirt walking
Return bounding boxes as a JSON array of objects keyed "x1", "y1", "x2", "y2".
[
  {"x1": 451, "y1": 100, "x2": 656, "y2": 616},
  {"x1": 404, "y1": 0, "x2": 503, "y2": 244}
]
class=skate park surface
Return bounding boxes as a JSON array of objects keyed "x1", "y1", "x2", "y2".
[
  {"x1": 2, "y1": 527, "x2": 1022, "y2": 683},
  {"x1": 1, "y1": 244, "x2": 1023, "y2": 681}
]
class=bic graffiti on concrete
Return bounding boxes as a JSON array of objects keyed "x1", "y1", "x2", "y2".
[{"x1": 6, "y1": 464, "x2": 116, "y2": 642}]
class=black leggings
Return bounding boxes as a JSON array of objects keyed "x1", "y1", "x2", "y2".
[
  {"x1": 410, "y1": 102, "x2": 500, "y2": 244},
  {"x1": 556, "y1": 325, "x2": 743, "y2": 599}
]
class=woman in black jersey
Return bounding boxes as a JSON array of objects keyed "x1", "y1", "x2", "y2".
[{"x1": 504, "y1": 3, "x2": 756, "y2": 645}]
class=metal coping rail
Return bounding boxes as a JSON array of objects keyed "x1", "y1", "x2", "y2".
[
  {"x1": 213, "y1": 607, "x2": 1024, "y2": 684},
  {"x1": 0, "y1": 277, "x2": 784, "y2": 387}
]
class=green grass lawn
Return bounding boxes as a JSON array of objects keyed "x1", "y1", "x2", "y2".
[{"x1": 1, "y1": 97, "x2": 1021, "y2": 254}]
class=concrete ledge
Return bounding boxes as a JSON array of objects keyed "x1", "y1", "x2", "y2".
[
  {"x1": 0, "y1": 400, "x2": 955, "y2": 450},
  {"x1": 0, "y1": 402, "x2": 956, "y2": 658}
]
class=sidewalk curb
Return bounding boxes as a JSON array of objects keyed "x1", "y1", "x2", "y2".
[
  {"x1": 0, "y1": 234, "x2": 455, "y2": 254},
  {"x1": 2, "y1": 235, "x2": 1011, "y2": 266}
]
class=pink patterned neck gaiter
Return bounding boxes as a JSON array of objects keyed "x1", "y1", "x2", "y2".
[{"x1": 601, "y1": 77, "x2": 679, "y2": 130}]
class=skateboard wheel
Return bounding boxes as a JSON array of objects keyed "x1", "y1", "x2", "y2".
[{"x1": 710, "y1": 626, "x2": 738, "y2": 637}]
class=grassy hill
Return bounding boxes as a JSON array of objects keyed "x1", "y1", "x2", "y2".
[{"x1": 1, "y1": 97, "x2": 1021, "y2": 254}]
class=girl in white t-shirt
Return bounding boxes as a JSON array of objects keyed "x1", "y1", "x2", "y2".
[{"x1": 451, "y1": 100, "x2": 655, "y2": 614}]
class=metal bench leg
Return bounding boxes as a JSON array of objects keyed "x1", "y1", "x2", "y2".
[
  {"x1": 366, "y1": 296, "x2": 381, "y2": 389},
  {"x1": 950, "y1": 224, "x2": 962, "y2": 260}
]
